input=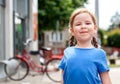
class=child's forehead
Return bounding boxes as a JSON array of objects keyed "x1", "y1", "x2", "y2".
[{"x1": 74, "y1": 13, "x2": 92, "y2": 21}]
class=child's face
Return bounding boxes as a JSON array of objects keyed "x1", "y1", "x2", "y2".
[{"x1": 70, "y1": 12, "x2": 97, "y2": 42}]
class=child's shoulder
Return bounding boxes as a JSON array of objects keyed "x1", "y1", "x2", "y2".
[
  {"x1": 95, "y1": 48, "x2": 106, "y2": 55},
  {"x1": 96, "y1": 48, "x2": 105, "y2": 52},
  {"x1": 64, "y1": 46, "x2": 75, "y2": 51}
]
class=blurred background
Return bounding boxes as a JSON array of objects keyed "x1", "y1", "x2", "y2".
[
  {"x1": 0, "y1": 0, "x2": 120, "y2": 67},
  {"x1": 38, "y1": 0, "x2": 120, "y2": 63},
  {"x1": 0, "y1": 0, "x2": 120, "y2": 84}
]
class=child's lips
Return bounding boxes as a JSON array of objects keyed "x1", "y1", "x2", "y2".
[{"x1": 80, "y1": 31, "x2": 88, "y2": 34}]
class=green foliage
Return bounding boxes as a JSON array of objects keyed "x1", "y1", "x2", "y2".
[
  {"x1": 38, "y1": 0, "x2": 88, "y2": 31},
  {"x1": 105, "y1": 11, "x2": 120, "y2": 47},
  {"x1": 106, "y1": 28, "x2": 120, "y2": 47},
  {"x1": 107, "y1": 34, "x2": 120, "y2": 48},
  {"x1": 107, "y1": 28, "x2": 120, "y2": 36}
]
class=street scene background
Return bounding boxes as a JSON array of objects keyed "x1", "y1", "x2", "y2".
[
  {"x1": 0, "y1": 0, "x2": 120, "y2": 84},
  {"x1": 0, "y1": 66, "x2": 120, "y2": 84}
]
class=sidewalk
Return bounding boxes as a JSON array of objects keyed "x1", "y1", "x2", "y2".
[
  {"x1": 0, "y1": 67, "x2": 120, "y2": 84},
  {"x1": 108, "y1": 59, "x2": 120, "y2": 84},
  {"x1": 109, "y1": 67, "x2": 120, "y2": 84},
  {"x1": 0, "y1": 73, "x2": 59, "y2": 84}
]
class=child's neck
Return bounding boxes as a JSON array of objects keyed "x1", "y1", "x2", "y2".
[{"x1": 75, "y1": 42, "x2": 94, "y2": 48}]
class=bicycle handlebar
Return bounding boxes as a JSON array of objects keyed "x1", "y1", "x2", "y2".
[{"x1": 23, "y1": 38, "x2": 32, "y2": 46}]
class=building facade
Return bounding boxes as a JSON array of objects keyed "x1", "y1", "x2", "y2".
[{"x1": 0, "y1": 0, "x2": 37, "y2": 60}]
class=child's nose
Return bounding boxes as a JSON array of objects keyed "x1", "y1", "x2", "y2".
[{"x1": 81, "y1": 24, "x2": 86, "y2": 29}]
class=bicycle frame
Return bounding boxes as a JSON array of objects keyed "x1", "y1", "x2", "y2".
[
  {"x1": 15, "y1": 53, "x2": 44, "y2": 72},
  {"x1": 5, "y1": 39, "x2": 63, "y2": 82},
  {"x1": 15, "y1": 50, "x2": 62, "y2": 73}
]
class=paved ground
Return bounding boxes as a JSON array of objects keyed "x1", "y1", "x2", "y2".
[
  {"x1": 0, "y1": 67, "x2": 120, "y2": 84},
  {"x1": 109, "y1": 67, "x2": 120, "y2": 84},
  {"x1": 0, "y1": 59, "x2": 120, "y2": 84},
  {"x1": 0, "y1": 72, "x2": 59, "y2": 84}
]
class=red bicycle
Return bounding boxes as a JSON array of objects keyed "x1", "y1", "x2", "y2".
[{"x1": 4, "y1": 39, "x2": 62, "y2": 82}]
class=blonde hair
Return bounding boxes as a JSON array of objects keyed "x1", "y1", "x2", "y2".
[{"x1": 69, "y1": 7, "x2": 98, "y2": 48}]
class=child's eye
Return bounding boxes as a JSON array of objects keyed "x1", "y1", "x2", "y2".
[
  {"x1": 86, "y1": 23, "x2": 91, "y2": 25},
  {"x1": 76, "y1": 23, "x2": 81, "y2": 26}
]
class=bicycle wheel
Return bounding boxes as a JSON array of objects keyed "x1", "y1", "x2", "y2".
[
  {"x1": 4, "y1": 57, "x2": 29, "y2": 81},
  {"x1": 46, "y1": 58, "x2": 61, "y2": 82}
]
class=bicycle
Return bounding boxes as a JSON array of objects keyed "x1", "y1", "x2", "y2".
[{"x1": 4, "y1": 39, "x2": 62, "y2": 82}]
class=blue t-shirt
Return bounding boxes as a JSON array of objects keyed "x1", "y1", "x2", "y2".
[{"x1": 59, "y1": 47, "x2": 109, "y2": 84}]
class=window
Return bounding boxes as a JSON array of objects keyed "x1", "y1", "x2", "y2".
[
  {"x1": 13, "y1": 0, "x2": 29, "y2": 55},
  {"x1": 49, "y1": 31, "x2": 63, "y2": 42},
  {"x1": 14, "y1": 15, "x2": 23, "y2": 54}
]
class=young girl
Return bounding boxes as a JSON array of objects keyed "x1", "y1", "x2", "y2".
[{"x1": 59, "y1": 8, "x2": 112, "y2": 84}]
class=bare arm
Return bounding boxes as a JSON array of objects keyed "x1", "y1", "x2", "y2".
[
  {"x1": 60, "y1": 70, "x2": 64, "y2": 84},
  {"x1": 100, "y1": 71, "x2": 112, "y2": 84}
]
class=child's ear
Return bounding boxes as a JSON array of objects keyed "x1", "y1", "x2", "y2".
[
  {"x1": 69, "y1": 28, "x2": 74, "y2": 33},
  {"x1": 69, "y1": 28, "x2": 74, "y2": 35},
  {"x1": 94, "y1": 25, "x2": 98, "y2": 33}
]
